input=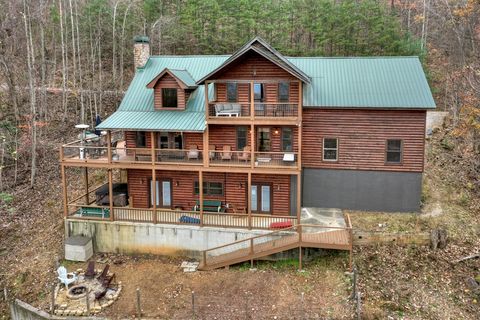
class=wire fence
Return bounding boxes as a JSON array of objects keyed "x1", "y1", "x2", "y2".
[{"x1": 132, "y1": 286, "x2": 358, "y2": 320}]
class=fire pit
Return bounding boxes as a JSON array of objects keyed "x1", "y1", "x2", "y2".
[{"x1": 66, "y1": 284, "x2": 88, "y2": 300}]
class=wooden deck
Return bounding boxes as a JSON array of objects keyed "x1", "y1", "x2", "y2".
[{"x1": 199, "y1": 221, "x2": 353, "y2": 271}]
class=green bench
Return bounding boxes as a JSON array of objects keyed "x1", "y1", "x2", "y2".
[
  {"x1": 78, "y1": 207, "x2": 110, "y2": 219},
  {"x1": 193, "y1": 200, "x2": 225, "y2": 213}
]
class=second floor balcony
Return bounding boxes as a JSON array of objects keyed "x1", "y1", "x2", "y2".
[
  {"x1": 205, "y1": 80, "x2": 301, "y2": 123},
  {"x1": 60, "y1": 130, "x2": 299, "y2": 171}
]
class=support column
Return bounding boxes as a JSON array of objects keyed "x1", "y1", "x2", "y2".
[
  {"x1": 108, "y1": 169, "x2": 114, "y2": 221},
  {"x1": 199, "y1": 171, "x2": 204, "y2": 227},
  {"x1": 203, "y1": 125, "x2": 209, "y2": 167},
  {"x1": 247, "y1": 172, "x2": 252, "y2": 229},
  {"x1": 61, "y1": 165, "x2": 68, "y2": 217},
  {"x1": 83, "y1": 167, "x2": 89, "y2": 205},
  {"x1": 107, "y1": 131, "x2": 112, "y2": 163},
  {"x1": 249, "y1": 81, "x2": 254, "y2": 120},
  {"x1": 250, "y1": 123, "x2": 255, "y2": 169},
  {"x1": 297, "y1": 81, "x2": 302, "y2": 169},
  {"x1": 150, "y1": 132, "x2": 155, "y2": 165},
  {"x1": 152, "y1": 168, "x2": 157, "y2": 224},
  {"x1": 296, "y1": 173, "x2": 302, "y2": 225}
]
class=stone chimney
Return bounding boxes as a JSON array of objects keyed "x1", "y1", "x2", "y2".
[{"x1": 133, "y1": 36, "x2": 150, "y2": 69}]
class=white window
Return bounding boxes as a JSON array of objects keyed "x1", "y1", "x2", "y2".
[{"x1": 323, "y1": 138, "x2": 338, "y2": 161}]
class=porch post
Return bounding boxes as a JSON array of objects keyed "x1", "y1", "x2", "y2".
[
  {"x1": 150, "y1": 132, "x2": 155, "y2": 165},
  {"x1": 296, "y1": 173, "x2": 301, "y2": 226},
  {"x1": 83, "y1": 167, "x2": 89, "y2": 205},
  {"x1": 152, "y1": 168, "x2": 157, "y2": 224},
  {"x1": 199, "y1": 171, "x2": 204, "y2": 227},
  {"x1": 297, "y1": 81, "x2": 302, "y2": 169},
  {"x1": 108, "y1": 169, "x2": 114, "y2": 221},
  {"x1": 204, "y1": 80, "x2": 210, "y2": 119},
  {"x1": 203, "y1": 125, "x2": 209, "y2": 167},
  {"x1": 250, "y1": 81, "x2": 255, "y2": 169},
  {"x1": 249, "y1": 81, "x2": 254, "y2": 120},
  {"x1": 107, "y1": 130, "x2": 112, "y2": 163},
  {"x1": 61, "y1": 165, "x2": 68, "y2": 217},
  {"x1": 247, "y1": 172, "x2": 252, "y2": 229}
]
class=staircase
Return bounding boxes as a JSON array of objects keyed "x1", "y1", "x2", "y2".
[{"x1": 198, "y1": 221, "x2": 353, "y2": 271}]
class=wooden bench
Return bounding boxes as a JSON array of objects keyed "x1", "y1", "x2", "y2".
[
  {"x1": 193, "y1": 200, "x2": 225, "y2": 213},
  {"x1": 78, "y1": 207, "x2": 110, "y2": 219}
]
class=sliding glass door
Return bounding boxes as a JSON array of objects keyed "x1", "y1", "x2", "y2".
[
  {"x1": 150, "y1": 179, "x2": 172, "y2": 207},
  {"x1": 251, "y1": 184, "x2": 271, "y2": 214}
]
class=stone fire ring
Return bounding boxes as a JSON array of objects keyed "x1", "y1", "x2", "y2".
[{"x1": 66, "y1": 284, "x2": 88, "y2": 300}]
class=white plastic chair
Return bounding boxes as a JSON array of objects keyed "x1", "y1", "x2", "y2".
[{"x1": 57, "y1": 266, "x2": 77, "y2": 289}]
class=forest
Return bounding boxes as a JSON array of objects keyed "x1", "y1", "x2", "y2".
[
  {"x1": 0, "y1": 0, "x2": 479, "y2": 318},
  {"x1": 0, "y1": 0, "x2": 478, "y2": 191}
]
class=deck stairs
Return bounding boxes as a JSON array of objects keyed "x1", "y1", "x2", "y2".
[{"x1": 198, "y1": 222, "x2": 353, "y2": 271}]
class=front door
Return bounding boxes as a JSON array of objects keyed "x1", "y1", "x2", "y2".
[
  {"x1": 150, "y1": 179, "x2": 172, "y2": 208},
  {"x1": 251, "y1": 184, "x2": 272, "y2": 214}
]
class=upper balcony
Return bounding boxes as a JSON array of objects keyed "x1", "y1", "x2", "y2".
[{"x1": 205, "y1": 80, "x2": 301, "y2": 125}]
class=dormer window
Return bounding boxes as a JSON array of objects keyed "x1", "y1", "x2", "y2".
[
  {"x1": 146, "y1": 68, "x2": 197, "y2": 111},
  {"x1": 162, "y1": 88, "x2": 178, "y2": 108}
]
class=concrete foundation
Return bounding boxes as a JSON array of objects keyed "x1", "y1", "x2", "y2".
[{"x1": 66, "y1": 219, "x2": 275, "y2": 259}]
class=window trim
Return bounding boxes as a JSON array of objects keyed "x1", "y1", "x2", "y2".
[
  {"x1": 226, "y1": 82, "x2": 238, "y2": 102},
  {"x1": 236, "y1": 126, "x2": 248, "y2": 151},
  {"x1": 322, "y1": 137, "x2": 339, "y2": 162},
  {"x1": 278, "y1": 82, "x2": 290, "y2": 102},
  {"x1": 136, "y1": 131, "x2": 147, "y2": 148},
  {"x1": 385, "y1": 139, "x2": 403, "y2": 164},
  {"x1": 148, "y1": 178, "x2": 173, "y2": 209},
  {"x1": 253, "y1": 83, "x2": 265, "y2": 102},
  {"x1": 193, "y1": 181, "x2": 225, "y2": 197},
  {"x1": 281, "y1": 127, "x2": 293, "y2": 152},
  {"x1": 161, "y1": 88, "x2": 178, "y2": 109},
  {"x1": 250, "y1": 182, "x2": 273, "y2": 214}
]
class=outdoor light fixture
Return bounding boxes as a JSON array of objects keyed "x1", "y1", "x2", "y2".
[
  {"x1": 175, "y1": 180, "x2": 179, "y2": 187},
  {"x1": 274, "y1": 128, "x2": 279, "y2": 135}
]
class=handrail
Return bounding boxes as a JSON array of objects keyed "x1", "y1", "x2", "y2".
[
  {"x1": 202, "y1": 223, "x2": 351, "y2": 254},
  {"x1": 67, "y1": 183, "x2": 106, "y2": 205},
  {"x1": 203, "y1": 225, "x2": 298, "y2": 253}
]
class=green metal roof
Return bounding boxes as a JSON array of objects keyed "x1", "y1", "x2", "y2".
[
  {"x1": 97, "y1": 53, "x2": 435, "y2": 132},
  {"x1": 168, "y1": 69, "x2": 197, "y2": 88},
  {"x1": 288, "y1": 57, "x2": 435, "y2": 108}
]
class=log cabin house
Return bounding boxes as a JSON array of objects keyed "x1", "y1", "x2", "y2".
[{"x1": 60, "y1": 37, "x2": 435, "y2": 265}]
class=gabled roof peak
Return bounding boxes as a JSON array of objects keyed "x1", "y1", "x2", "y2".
[
  {"x1": 146, "y1": 67, "x2": 197, "y2": 89},
  {"x1": 196, "y1": 36, "x2": 311, "y2": 84}
]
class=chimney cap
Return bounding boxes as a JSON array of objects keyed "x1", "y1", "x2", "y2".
[{"x1": 134, "y1": 35, "x2": 150, "y2": 44}]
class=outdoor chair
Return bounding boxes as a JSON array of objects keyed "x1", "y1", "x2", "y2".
[
  {"x1": 84, "y1": 261, "x2": 96, "y2": 279},
  {"x1": 187, "y1": 145, "x2": 199, "y2": 160},
  {"x1": 238, "y1": 146, "x2": 251, "y2": 162},
  {"x1": 220, "y1": 146, "x2": 232, "y2": 160},
  {"x1": 214, "y1": 103, "x2": 241, "y2": 117},
  {"x1": 57, "y1": 266, "x2": 77, "y2": 289},
  {"x1": 209, "y1": 145, "x2": 216, "y2": 160}
]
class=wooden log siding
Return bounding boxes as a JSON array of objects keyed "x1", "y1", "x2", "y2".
[
  {"x1": 208, "y1": 125, "x2": 298, "y2": 152},
  {"x1": 126, "y1": 170, "x2": 291, "y2": 215},
  {"x1": 215, "y1": 82, "x2": 299, "y2": 104},
  {"x1": 153, "y1": 73, "x2": 186, "y2": 110},
  {"x1": 125, "y1": 131, "x2": 203, "y2": 149},
  {"x1": 213, "y1": 50, "x2": 297, "y2": 80},
  {"x1": 302, "y1": 109, "x2": 426, "y2": 172}
]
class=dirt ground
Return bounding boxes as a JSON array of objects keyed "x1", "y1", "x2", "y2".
[{"x1": 59, "y1": 253, "x2": 353, "y2": 319}]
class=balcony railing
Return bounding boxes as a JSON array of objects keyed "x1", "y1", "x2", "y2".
[
  {"x1": 67, "y1": 204, "x2": 298, "y2": 230},
  {"x1": 254, "y1": 152, "x2": 298, "y2": 168},
  {"x1": 209, "y1": 150, "x2": 251, "y2": 166},
  {"x1": 207, "y1": 102, "x2": 298, "y2": 119}
]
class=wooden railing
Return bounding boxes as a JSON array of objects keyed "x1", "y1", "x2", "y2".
[
  {"x1": 207, "y1": 102, "x2": 299, "y2": 119},
  {"x1": 200, "y1": 221, "x2": 353, "y2": 270},
  {"x1": 209, "y1": 150, "x2": 251, "y2": 166},
  {"x1": 66, "y1": 205, "x2": 297, "y2": 230},
  {"x1": 254, "y1": 151, "x2": 298, "y2": 168}
]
